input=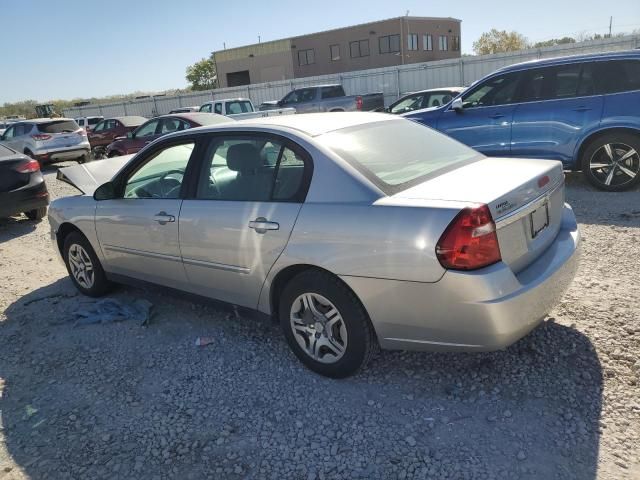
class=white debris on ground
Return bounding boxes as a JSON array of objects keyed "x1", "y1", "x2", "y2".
[{"x1": 0, "y1": 166, "x2": 638, "y2": 479}]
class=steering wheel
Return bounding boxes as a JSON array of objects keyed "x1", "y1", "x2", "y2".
[{"x1": 158, "y1": 169, "x2": 184, "y2": 198}]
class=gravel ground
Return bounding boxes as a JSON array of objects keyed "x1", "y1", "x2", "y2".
[{"x1": 0, "y1": 164, "x2": 638, "y2": 480}]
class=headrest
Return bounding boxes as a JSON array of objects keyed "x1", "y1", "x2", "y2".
[{"x1": 227, "y1": 143, "x2": 262, "y2": 173}]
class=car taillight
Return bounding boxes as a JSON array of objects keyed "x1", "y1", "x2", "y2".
[
  {"x1": 14, "y1": 159, "x2": 41, "y2": 173},
  {"x1": 356, "y1": 96, "x2": 363, "y2": 111},
  {"x1": 436, "y1": 204, "x2": 501, "y2": 271},
  {"x1": 31, "y1": 134, "x2": 52, "y2": 141}
]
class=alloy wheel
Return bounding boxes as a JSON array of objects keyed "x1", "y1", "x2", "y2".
[
  {"x1": 289, "y1": 293, "x2": 348, "y2": 364},
  {"x1": 68, "y1": 243, "x2": 95, "y2": 289},
  {"x1": 589, "y1": 143, "x2": 639, "y2": 188}
]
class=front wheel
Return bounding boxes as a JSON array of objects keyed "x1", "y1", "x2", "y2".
[
  {"x1": 279, "y1": 270, "x2": 377, "y2": 378},
  {"x1": 63, "y1": 232, "x2": 112, "y2": 297},
  {"x1": 581, "y1": 133, "x2": 640, "y2": 191}
]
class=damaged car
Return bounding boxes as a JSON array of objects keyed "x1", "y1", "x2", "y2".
[{"x1": 50, "y1": 112, "x2": 580, "y2": 378}]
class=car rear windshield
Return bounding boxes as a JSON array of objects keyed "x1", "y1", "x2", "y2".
[
  {"x1": 226, "y1": 101, "x2": 253, "y2": 114},
  {"x1": 37, "y1": 120, "x2": 79, "y2": 134},
  {"x1": 317, "y1": 120, "x2": 481, "y2": 194}
]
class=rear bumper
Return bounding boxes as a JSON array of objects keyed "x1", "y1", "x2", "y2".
[
  {"x1": 0, "y1": 175, "x2": 49, "y2": 217},
  {"x1": 341, "y1": 204, "x2": 580, "y2": 352},
  {"x1": 33, "y1": 144, "x2": 90, "y2": 163}
]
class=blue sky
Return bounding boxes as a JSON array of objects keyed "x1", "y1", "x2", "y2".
[{"x1": 1, "y1": 0, "x2": 638, "y2": 103}]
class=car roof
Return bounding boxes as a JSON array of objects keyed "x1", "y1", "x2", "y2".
[
  {"x1": 111, "y1": 116, "x2": 148, "y2": 126},
  {"x1": 158, "y1": 112, "x2": 232, "y2": 125},
  {"x1": 496, "y1": 49, "x2": 640, "y2": 73},
  {"x1": 218, "y1": 112, "x2": 398, "y2": 137},
  {"x1": 24, "y1": 118, "x2": 75, "y2": 124}
]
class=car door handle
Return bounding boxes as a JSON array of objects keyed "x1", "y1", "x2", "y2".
[
  {"x1": 573, "y1": 106, "x2": 592, "y2": 112},
  {"x1": 488, "y1": 113, "x2": 505, "y2": 119},
  {"x1": 153, "y1": 211, "x2": 175, "y2": 224},
  {"x1": 249, "y1": 217, "x2": 279, "y2": 233}
]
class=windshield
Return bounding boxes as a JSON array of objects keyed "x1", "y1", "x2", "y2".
[{"x1": 317, "y1": 120, "x2": 481, "y2": 193}]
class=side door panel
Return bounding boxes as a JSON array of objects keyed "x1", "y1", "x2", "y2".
[
  {"x1": 436, "y1": 73, "x2": 520, "y2": 156},
  {"x1": 95, "y1": 140, "x2": 197, "y2": 289},
  {"x1": 511, "y1": 62, "x2": 603, "y2": 166},
  {"x1": 179, "y1": 201, "x2": 302, "y2": 308},
  {"x1": 178, "y1": 135, "x2": 310, "y2": 308}
]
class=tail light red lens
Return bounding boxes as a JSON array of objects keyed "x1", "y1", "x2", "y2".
[
  {"x1": 356, "y1": 96, "x2": 363, "y2": 110},
  {"x1": 14, "y1": 159, "x2": 41, "y2": 173},
  {"x1": 436, "y1": 204, "x2": 501, "y2": 270},
  {"x1": 31, "y1": 134, "x2": 52, "y2": 141}
]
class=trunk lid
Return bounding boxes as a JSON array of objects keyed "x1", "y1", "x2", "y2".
[
  {"x1": 392, "y1": 158, "x2": 565, "y2": 273},
  {"x1": 57, "y1": 155, "x2": 134, "y2": 194}
]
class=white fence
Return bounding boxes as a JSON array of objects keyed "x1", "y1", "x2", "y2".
[{"x1": 63, "y1": 35, "x2": 640, "y2": 118}]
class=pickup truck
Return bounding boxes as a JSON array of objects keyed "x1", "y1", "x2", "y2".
[
  {"x1": 199, "y1": 98, "x2": 294, "y2": 119},
  {"x1": 259, "y1": 84, "x2": 384, "y2": 113}
]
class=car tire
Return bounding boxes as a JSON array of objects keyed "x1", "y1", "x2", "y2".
[
  {"x1": 78, "y1": 154, "x2": 90, "y2": 164},
  {"x1": 25, "y1": 206, "x2": 47, "y2": 221},
  {"x1": 62, "y1": 231, "x2": 112, "y2": 297},
  {"x1": 279, "y1": 269, "x2": 378, "y2": 378},
  {"x1": 581, "y1": 132, "x2": 640, "y2": 191},
  {"x1": 108, "y1": 151, "x2": 120, "y2": 158}
]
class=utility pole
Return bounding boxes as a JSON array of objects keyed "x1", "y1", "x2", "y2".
[
  {"x1": 258, "y1": 35, "x2": 261, "y2": 43},
  {"x1": 609, "y1": 16, "x2": 612, "y2": 38}
]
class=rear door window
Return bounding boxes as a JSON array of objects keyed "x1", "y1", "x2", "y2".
[
  {"x1": 596, "y1": 59, "x2": 640, "y2": 94},
  {"x1": 37, "y1": 120, "x2": 79, "y2": 134},
  {"x1": 518, "y1": 63, "x2": 597, "y2": 102},
  {"x1": 214, "y1": 103, "x2": 223, "y2": 114},
  {"x1": 321, "y1": 86, "x2": 344, "y2": 99}
]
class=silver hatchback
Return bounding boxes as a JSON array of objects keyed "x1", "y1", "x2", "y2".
[
  {"x1": 50, "y1": 113, "x2": 580, "y2": 378},
  {"x1": 0, "y1": 118, "x2": 90, "y2": 164}
]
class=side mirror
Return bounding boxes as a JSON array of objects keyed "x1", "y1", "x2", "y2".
[
  {"x1": 127, "y1": 131, "x2": 134, "y2": 139},
  {"x1": 451, "y1": 97, "x2": 464, "y2": 112},
  {"x1": 94, "y1": 181, "x2": 117, "y2": 201}
]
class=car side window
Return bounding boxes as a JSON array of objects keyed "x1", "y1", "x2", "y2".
[
  {"x1": 3, "y1": 126, "x2": 15, "y2": 139},
  {"x1": 200, "y1": 103, "x2": 213, "y2": 113},
  {"x1": 390, "y1": 94, "x2": 422, "y2": 114},
  {"x1": 93, "y1": 121, "x2": 105, "y2": 132},
  {"x1": 596, "y1": 60, "x2": 640, "y2": 94},
  {"x1": 462, "y1": 73, "x2": 520, "y2": 108},
  {"x1": 123, "y1": 142, "x2": 195, "y2": 199},
  {"x1": 159, "y1": 118, "x2": 181, "y2": 134},
  {"x1": 196, "y1": 135, "x2": 307, "y2": 202},
  {"x1": 103, "y1": 120, "x2": 116, "y2": 130},
  {"x1": 214, "y1": 103, "x2": 223, "y2": 114},
  {"x1": 78, "y1": 119, "x2": 85, "y2": 127},
  {"x1": 135, "y1": 120, "x2": 160, "y2": 138}
]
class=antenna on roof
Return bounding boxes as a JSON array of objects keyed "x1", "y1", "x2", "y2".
[{"x1": 258, "y1": 35, "x2": 261, "y2": 43}]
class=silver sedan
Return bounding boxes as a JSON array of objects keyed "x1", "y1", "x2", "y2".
[{"x1": 49, "y1": 113, "x2": 580, "y2": 378}]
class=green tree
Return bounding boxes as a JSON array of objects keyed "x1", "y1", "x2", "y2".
[
  {"x1": 186, "y1": 57, "x2": 217, "y2": 91},
  {"x1": 533, "y1": 37, "x2": 576, "y2": 48},
  {"x1": 472, "y1": 29, "x2": 529, "y2": 55}
]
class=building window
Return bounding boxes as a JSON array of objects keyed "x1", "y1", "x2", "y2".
[
  {"x1": 451, "y1": 36, "x2": 460, "y2": 51},
  {"x1": 298, "y1": 49, "x2": 315, "y2": 66},
  {"x1": 379, "y1": 34, "x2": 400, "y2": 54},
  {"x1": 330, "y1": 44, "x2": 340, "y2": 61},
  {"x1": 423, "y1": 34, "x2": 433, "y2": 51},
  {"x1": 439, "y1": 35, "x2": 448, "y2": 51},
  {"x1": 407, "y1": 34, "x2": 418, "y2": 51},
  {"x1": 349, "y1": 39, "x2": 370, "y2": 58}
]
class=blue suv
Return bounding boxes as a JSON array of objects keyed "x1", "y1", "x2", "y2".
[{"x1": 405, "y1": 51, "x2": 640, "y2": 191}]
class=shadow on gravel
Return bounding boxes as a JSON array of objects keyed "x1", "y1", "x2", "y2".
[
  {"x1": 0, "y1": 216, "x2": 40, "y2": 244},
  {"x1": 1, "y1": 279, "x2": 603, "y2": 479},
  {"x1": 565, "y1": 172, "x2": 640, "y2": 227}
]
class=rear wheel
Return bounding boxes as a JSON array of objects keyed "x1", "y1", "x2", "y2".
[
  {"x1": 91, "y1": 147, "x2": 106, "y2": 160},
  {"x1": 63, "y1": 232, "x2": 112, "y2": 297},
  {"x1": 25, "y1": 206, "x2": 47, "y2": 221},
  {"x1": 108, "y1": 150, "x2": 120, "y2": 158},
  {"x1": 279, "y1": 270, "x2": 377, "y2": 378},
  {"x1": 581, "y1": 132, "x2": 640, "y2": 191}
]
